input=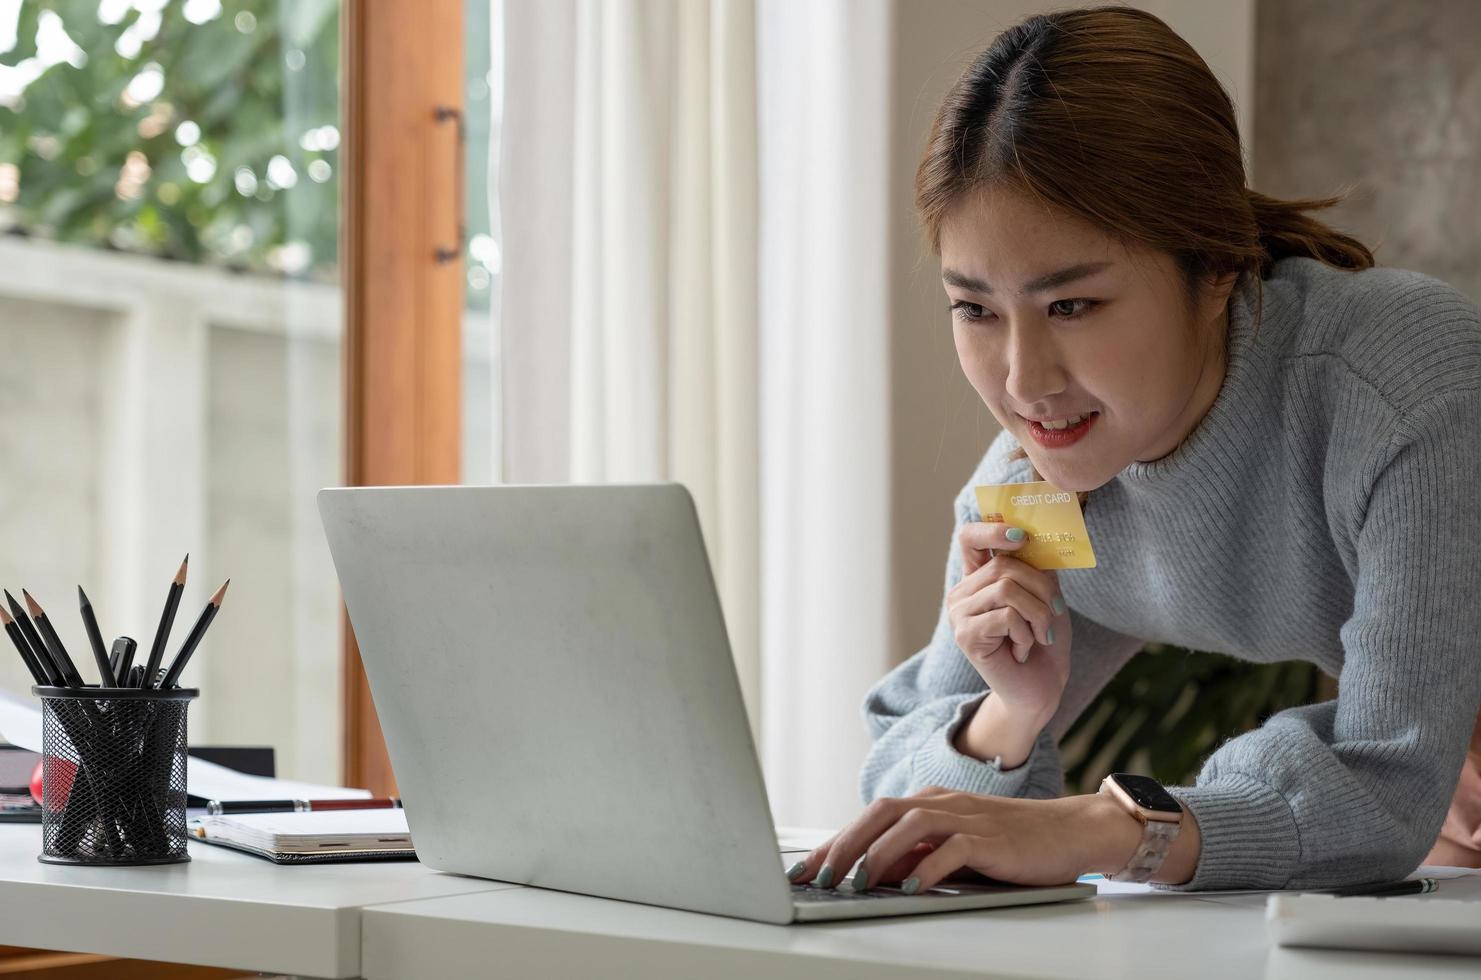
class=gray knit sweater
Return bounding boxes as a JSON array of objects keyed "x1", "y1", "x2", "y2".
[{"x1": 860, "y1": 256, "x2": 1481, "y2": 890}]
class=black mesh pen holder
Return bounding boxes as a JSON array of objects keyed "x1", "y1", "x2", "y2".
[{"x1": 33, "y1": 685, "x2": 199, "y2": 866}]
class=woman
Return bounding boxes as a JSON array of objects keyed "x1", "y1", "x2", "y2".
[{"x1": 787, "y1": 6, "x2": 1481, "y2": 894}]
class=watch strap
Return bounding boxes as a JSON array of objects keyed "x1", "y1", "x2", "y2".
[{"x1": 1106, "y1": 815, "x2": 1180, "y2": 883}]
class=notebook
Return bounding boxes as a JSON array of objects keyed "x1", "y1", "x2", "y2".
[{"x1": 191, "y1": 809, "x2": 416, "y2": 864}]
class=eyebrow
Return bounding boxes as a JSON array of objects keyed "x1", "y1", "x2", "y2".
[{"x1": 942, "y1": 261, "x2": 1113, "y2": 296}]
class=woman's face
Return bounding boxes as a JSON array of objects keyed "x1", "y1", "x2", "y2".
[{"x1": 939, "y1": 184, "x2": 1235, "y2": 493}]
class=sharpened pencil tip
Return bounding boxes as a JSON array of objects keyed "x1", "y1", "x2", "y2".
[
  {"x1": 176, "y1": 555, "x2": 189, "y2": 585},
  {"x1": 22, "y1": 590, "x2": 41, "y2": 617},
  {"x1": 0, "y1": 604, "x2": 10, "y2": 626},
  {"x1": 210, "y1": 580, "x2": 230, "y2": 605},
  {"x1": 78, "y1": 585, "x2": 90, "y2": 606}
]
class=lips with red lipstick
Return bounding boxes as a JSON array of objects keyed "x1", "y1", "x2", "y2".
[{"x1": 1021, "y1": 411, "x2": 1099, "y2": 446}]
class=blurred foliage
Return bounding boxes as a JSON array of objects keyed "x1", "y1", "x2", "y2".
[
  {"x1": 0, "y1": 0, "x2": 339, "y2": 280},
  {"x1": 1060, "y1": 644, "x2": 1324, "y2": 793}
]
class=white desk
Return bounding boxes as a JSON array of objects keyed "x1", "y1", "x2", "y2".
[
  {"x1": 359, "y1": 884, "x2": 1481, "y2": 980},
  {"x1": 3, "y1": 821, "x2": 1479, "y2": 979},
  {"x1": 0, "y1": 824, "x2": 510, "y2": 978}
]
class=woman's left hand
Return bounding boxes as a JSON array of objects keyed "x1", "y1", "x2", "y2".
[{"x1": 789, "y1": 786, "x2": 1136, "y2": 893}]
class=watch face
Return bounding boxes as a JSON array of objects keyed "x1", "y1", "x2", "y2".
[{"x1": 1110, "y1": 773, "x2": 1182, "y2": 813}]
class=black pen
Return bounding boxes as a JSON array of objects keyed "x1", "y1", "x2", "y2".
[
  {"x1": 78, "y1": 586, "x2": 116, "y2": 686},
  {"x1": 206, "y1": 797, "x2": 403, "y2": 815},
  {"x1": 22, "y1": 590, "x2": 85, "y2": 687},
  {"x1": 111, "y1": 636, "x2": 137, "y2": 683},
  {"x1": 5, "y1": 590, "x2": 63, "y2": 686},
  {"x1": 142, "y1": 555, "x2": 188, "y2": 688},
  {"x1": 1324, "y1": 877, "x2": 1437, "y2": 898}
]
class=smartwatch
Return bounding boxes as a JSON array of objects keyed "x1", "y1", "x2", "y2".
[{"x1": 1098, "y1": 772, "x2": 1184, "y2": 883}]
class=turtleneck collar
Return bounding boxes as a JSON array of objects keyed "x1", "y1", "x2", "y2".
[{"x1": 1115, "y1": 275, "x2": 1272, "y2": 495}]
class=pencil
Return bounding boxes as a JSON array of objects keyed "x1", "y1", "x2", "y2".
[
  {"x1": 158, "y1": 580, "x2": 228, "y2": 689},
  {"x1": 22, "y1": 595, "x2": 85, "y2": 686},
  {"x1": 5, "y1": 590, "x2": 63, "y2": 686},
  {"x1": 77, "y1": 586, "x2": 116, "y2": 687},
  {"x1": 23, "y1": 590, "x2": 86, "y2": 687},
  {"x1": 0, "y1": 602, "x2": 49, "y2": 685},
  {"x1": 142, "y1": 555, "x2": 188, "y2": 689}
]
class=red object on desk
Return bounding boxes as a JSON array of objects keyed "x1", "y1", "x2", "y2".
[{"x1": 30, "y1": 757, "x2": 79, "y2": 810}]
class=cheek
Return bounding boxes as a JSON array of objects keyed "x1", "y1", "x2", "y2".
[{"x1": 953, "y1": 329, "x2": 1003, "y2": 391}]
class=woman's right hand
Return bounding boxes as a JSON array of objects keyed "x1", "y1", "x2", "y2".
[{"x1": 948, "y1": 521, "x2": 1072, "y2": 723}]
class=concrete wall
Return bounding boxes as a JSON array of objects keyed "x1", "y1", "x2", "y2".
[{"x1": 1253, "y1": 0, "x2": 1481, "y2": 301}]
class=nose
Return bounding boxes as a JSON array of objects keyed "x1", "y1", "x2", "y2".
[{"x1": 1003, "y1": 321, "x2": 1067, "y2": 407}]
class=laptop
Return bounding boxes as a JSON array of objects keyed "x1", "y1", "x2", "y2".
[{"x1": 317, "y1": 484, "x2": 1093, "y2": 924}]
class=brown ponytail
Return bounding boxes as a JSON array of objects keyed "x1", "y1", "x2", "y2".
[
  {"x1": 916, "y1": 6, "x2": 1375, "y2": 482},
  {"x1": 1246, "y1": 188, "x2": 1374, "y2": 278}
]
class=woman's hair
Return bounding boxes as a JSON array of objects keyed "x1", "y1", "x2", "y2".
[{"x1": 916, "y1": 5, "x2": 1374, "y2": 481}]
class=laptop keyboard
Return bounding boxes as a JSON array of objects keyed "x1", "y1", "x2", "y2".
[{"x1": 792, "y1": 883, "x2": 907, "y2": 902}]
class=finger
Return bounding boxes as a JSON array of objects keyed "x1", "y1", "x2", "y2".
[
  {"x1": 953, "y1": 576, "x2": 1056, "y2": 646},
  {"x1": 857, "y1": 808, "x2": 967, "y2": 889},
  {"x1": 957, "y1": 607, "x2": 1034, "y2": 659},
  {"x1": 900, "y1": 833, "x2": 995, "y2": 895},
  {"x1": 785, "y1": 833, "x2": 839, "y2": 885},
  {"x1": 958, "y1": 521, "x2": 1028, "y2": 570},
  {"x1": 873, "y1": 789, "x2": 972, "y2": 885},
  {"x1": 876, "y1": 841, "x2": 937, "y2": 884},
  {"x1": 951, "y1": 554, "x2": 1064, "y2": 616},
  {"x1": 819, "y1": 796, "x2": 984, "y2": 891},
  {"x1": 797, "y1": 797, "x2": 913, "y2": 888}
]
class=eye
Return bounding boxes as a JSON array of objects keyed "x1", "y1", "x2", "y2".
[
  {"x1": 950, "y1": 300, "x2": 991, "y2": 323},
  {"x1": 1049, "y1": 298, "x2": 1098, "y2": 319}
]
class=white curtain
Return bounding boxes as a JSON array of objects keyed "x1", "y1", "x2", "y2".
[
  {"x1": 499, "y1": 0, "x2": 762, "y2": 732},
  {"x1": 756, "y1": 0, "x2": 893, "y2": 829}
]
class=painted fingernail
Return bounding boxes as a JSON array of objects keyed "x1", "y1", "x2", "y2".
[
  {"x1": 1046, "y1": 625, "x2": 1056, "y2": 645},
  {"x1": 816, "y1": 864, "x2": 835, "y2": 888},
  {"x1": 1015, "y1": 647, "x2": 1031, "y2": 664},
  {"x1": 1052, "y1": 595, "x2": 1067, "y2": 615},
  {"x1": 1005, "y1": 527, "x2": 1026, "y2": 542},
  {"x1": 851, "y1": 864, "x2": 870, "y2": 891},
  {"x1": 786, "y1": 861, "x2": 806, "y2": 882},
  {"x1": 903, "y1": 876, "x2": 921, "y2": 896}
]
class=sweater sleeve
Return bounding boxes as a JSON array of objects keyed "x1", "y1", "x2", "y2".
[
  {"x1": 859, "y1": 457, "x2": 1144, "y2": 804},
  {"x1": 1164, "y1": 390, "x2": 1481, "y2": 890}
]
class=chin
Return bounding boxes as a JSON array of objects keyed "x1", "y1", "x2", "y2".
[{"x1": 1025, "y1": 457, "x2": 1108, "y2": 494}]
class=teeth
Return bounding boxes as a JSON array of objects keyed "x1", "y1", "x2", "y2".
[{"x1": 1040, "y1": 414, "x2": 1088, "y2": 431}]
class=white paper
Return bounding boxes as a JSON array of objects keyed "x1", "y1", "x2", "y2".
[
  {"x1": 185, "y1": 759, "x2": 372, "y2": 802},
  {"x1": 0, "y1": 687, "x2": 41, "y2": 753},
  {"x1": 0, "y1": 686, "x2": 369, "y2": 802}
]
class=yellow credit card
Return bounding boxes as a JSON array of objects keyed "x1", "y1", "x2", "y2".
[{"x1": 974, "y1": 481, "x2": 1097, "y2": 570}]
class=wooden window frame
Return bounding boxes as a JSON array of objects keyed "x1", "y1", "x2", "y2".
[{"x1": 340, "y1": 0, "x2": 465, "y2": 795}]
